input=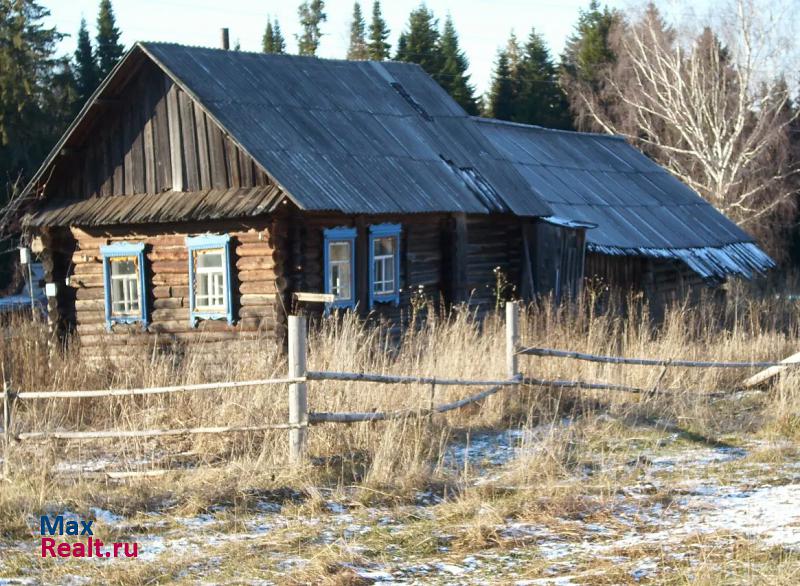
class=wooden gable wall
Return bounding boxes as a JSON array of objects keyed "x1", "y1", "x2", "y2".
[{"x1": 46, "y1": 58, "x2": 271, "y2": 202}]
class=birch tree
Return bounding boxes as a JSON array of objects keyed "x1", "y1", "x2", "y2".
[{"x1": 572, "y1": 0, "x2": 798, "y2": 255}]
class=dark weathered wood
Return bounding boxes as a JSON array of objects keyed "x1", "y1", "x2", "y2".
[
  {"x1": 194, "y1": 103, "x2": 211, "y2": 189},
  {"x1": 207, "y1": 120, "x2": 228, "y2": 189},
  {"x1": 179, "y1": 90, "x2": 200, "y2": 191},
  {"x1": 165, "y1": 79, "x2": 184, "y2": 191}
]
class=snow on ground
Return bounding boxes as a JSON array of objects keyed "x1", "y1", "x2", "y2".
[{"x1": 1, "y1": 429, "x2": 799, "y2": 584}]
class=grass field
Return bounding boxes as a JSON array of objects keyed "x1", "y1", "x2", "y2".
[{"x1": 0, "y1": 287, "x2": 799, "y2": 584}]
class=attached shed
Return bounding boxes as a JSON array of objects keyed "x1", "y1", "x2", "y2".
[
  {"x1": 475, "y1": 118, "x2": 775, "y2": 307},
  {"x1": 20, "y1": 43, "x2": 589, "y2": 354}
]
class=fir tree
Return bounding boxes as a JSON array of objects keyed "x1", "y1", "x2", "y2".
[
  {"x1": 561, "y1": 0, "x2": 618, "y2": 89},
  {"x1": 438, "y1": 16, "x2": 478, "y2": 114},
  {"x1": 74, "y1": 18, "x2": 99, "y2": 108},
  {"x1": 347, "y1": 2, "x2": 368, "y2": 60},
  {"x1": 515, "y1": 28, "x2": 572, "y2": 129},
  {"x1": 367, "y1": 0, "x2": 390, "y2": 60},
  {"x1": 297, "y1": 0, "x2": 326, "y2": 56},
  {"x1": 503, "y1": 32, "x2": 523, "y2": 114},
  {"x1": 95, "y1": 0, "x2": 124, "y2": 80},
  {"x1": 262, "y1": 17, "x2": 286, "y2": 54},
  {"x1": 395, "y1": 5, "x2": 442, "y2": 78},
  {"x1": 0, "y1": 0, "x2": 70, "y2": 281},
  {"x1": 0, "y1": 0, "x2": 66, "y2": 172},
  {"x1": 486, "y1": 50, "x2": 515, "y2": 120}
]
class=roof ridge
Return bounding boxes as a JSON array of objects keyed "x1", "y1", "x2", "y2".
[
  {"x1": 472, "y1": 116, "x2": 627, "y2": 141},
  {"x1": 135, "y1": 41, "x2": 420, "y2": 68}
]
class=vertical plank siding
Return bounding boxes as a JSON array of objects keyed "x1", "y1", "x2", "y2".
[{"x1": 48, "y1": 60, "x2": 266, "y2": 202}]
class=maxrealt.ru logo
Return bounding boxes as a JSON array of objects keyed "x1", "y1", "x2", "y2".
[{"x1": 40, "y1": 515, "x2": 139, "y2": 558}]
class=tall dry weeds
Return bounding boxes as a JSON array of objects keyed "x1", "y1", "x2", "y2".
[{"x1": 0, "y1": 283, "x2": 797, "y2": 524}]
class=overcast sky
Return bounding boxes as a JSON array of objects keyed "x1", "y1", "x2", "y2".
[{"x1": 42, "y1": 0, "x2": 712, "y2": 96}]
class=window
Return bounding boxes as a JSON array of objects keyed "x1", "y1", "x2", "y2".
[
  {"x1": 368, "y1": 223, "x2": 401, "y2": 308},
  {"x1": 186, "y1": 234, "x2": 233, "y2": 327},
  {"x1": 323, "y1": 227, "x2": 356, "y2": 309},
  {"x1": 100, "y1": 242, "x2": 148, "y2": 330}
]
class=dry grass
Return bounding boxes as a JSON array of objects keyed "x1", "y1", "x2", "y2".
[{"x1": 1, "y1": 283, "x2": 799, "y2": 583}]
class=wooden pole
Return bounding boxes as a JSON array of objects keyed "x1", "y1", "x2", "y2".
[
  {"x1": 506, "y1": 301, "x2": 520, "y2": 380},
  {"x1": 288, "y1": 315, "x2": 308, "y2": 464},
  {"x1": 2, "y1": 364, "x2": 12, "y2": 480}
]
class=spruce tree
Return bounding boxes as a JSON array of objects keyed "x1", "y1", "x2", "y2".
[
  {"x1": 0, "y1": 0, "x2": 65, "y2": 173},
  {"x1": 367, "y1": 1, "x2": 390, "y2": 61},
  {"x1": 486, "y1": 50, "x2": 515, "y2": 120},
  {"x1": 561, "y1": 0, "x2": 618, "y2": 89},
  {"x1": 438, "y1": 16, "x2": 478, "y2": 115},
  {"x1": 347, "y1": 2, "x2": 368, "y2": 60},
  {"x1": 74, "y1": 18, "x2": 99, "y2": 108},
  {"x1": 297, "y1": 0, "x2": 326, "y2": 56},
  {"x1": 515, "y1": 28, "x2": 572, "y2": 129},
  {"x1": 263, "y1": 17, "x2": 287, "y2": 54},
  {"x1": 394, "y1": 5, "x2": 442, "y2": 78},
  {"x1": 504, "y1": 32, "x2": 523, "y2": 115},
  {"x1": 0, "y1": 0, "x2": 69, "y2": 281},
  {"x1": 95, "y1": 0, "x2": 124, "y2": 80}
]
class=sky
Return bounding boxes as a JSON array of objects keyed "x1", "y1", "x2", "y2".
[{"x1": 42, "y1": 0, "x2": 713, "y2": 96}]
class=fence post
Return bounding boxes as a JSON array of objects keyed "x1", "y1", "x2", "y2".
[
  {"x1": 506, "y1": 301, "x2": 520, "y2": 380},
  {"x1": 288, "y1": 315, "x2": 308, "y2": 465},
  {"x1": 2, "y1": 366, "x2": 12, "y2": 480}
]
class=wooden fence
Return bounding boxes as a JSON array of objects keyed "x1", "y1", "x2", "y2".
[{"x1": 0, "y1": 302, "x2": 784, "y2": 479}]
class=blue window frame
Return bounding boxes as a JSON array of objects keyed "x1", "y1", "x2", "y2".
[
  {"x1": 368, "y1": 223, "x2": 401, "y2": 308},
  {"x1": 100, "y1": 242, "x2": 148, "y2": 331},
  {"x1": 323, "y1": 227, "x2": 357, "y2": 310},
  {"x1": 186, "y1": 234, "x2": 234, "y2": 327}
]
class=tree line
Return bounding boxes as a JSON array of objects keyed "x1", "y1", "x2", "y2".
[{"x1": 0, "y1": 0, "x2": 798, "y2": 287}]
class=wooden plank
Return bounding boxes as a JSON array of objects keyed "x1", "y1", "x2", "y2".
[
  {"x1": 100, "y1": 135, "x2": 113, "y2": 196},
  {"x1": 179, "y1": 90, "x2": 200, "y2": 191},
  {"x1": 123, "y1": 100, "x2": 135, "y2": 194},
  {"x1": 238, "y1": 148, "x2": 253, "y2": 187},
  {"x1": 131, "y1": 87, "x2": 146, "y2": 194},
  {"x1": 165, "y1": 80, "x2": 184, "y2": 191},
  {"x1": 143, "y1": 76, "x2": 157, "y2": 193},
  {"x1": 195, "y1": 104, "x2": 211, "y2": 190},
  {"x1": 743, "y1": 351, "x2": 800, "y2": 387},
  {"x1": 293, "y1": 292, "x2": 334, "y2": 303},
  {"x1": 207, "y1": 119, "x2": 228, "y2": 189},
  {"x1": 225, "y1": 136, "x2": 241, "y2": 188},
  {"x1": 152, "y1": 73, "x2": 172, "y2": 191}
]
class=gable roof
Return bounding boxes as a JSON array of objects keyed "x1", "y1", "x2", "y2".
[
  {"x1": 140, "y1": 42, "x2": 553, "y2": 217},
  {"x1": 475, "y1": 118, "x2": 774, "y2": 279},
  {"x1": 20, "y1": 42, "x2": 772, "y2": 280}
]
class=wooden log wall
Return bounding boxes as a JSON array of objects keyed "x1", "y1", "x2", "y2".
[
  {"x1": 46, "y1": 59, "x2": 270, "y2": 202},
  {"x1": 292, "y1": 213, "x2": 446, "y2": 321},
  {"x1": 68, "y1": 219, "x2": 279, "y2": 352},
  {"x1": 585, "y1": 252, "x2": 712, "y2": 315},
  {"x1": 464, "y1": 215, "x2": 522, "y2": 309}
]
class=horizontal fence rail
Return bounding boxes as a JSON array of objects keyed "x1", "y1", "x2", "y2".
[
  {"x1": 0, "y1": 377, "x2": 305, "y2": 401},
  {"x1": 310, "y1": 384, "x2": 505, "y2": 424},
  {"x1": 517, "y1": 346, "x2": 798, "y2": 369},
  {"x1": 0, "y1": 303, "x2": 779, "y2": 480},
  {"x1": 18, "y1": 423, "x2": 303, "y2": 441},
  {"x1": 306, "y1": 370, "x2": 519, "y2": 387}
]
